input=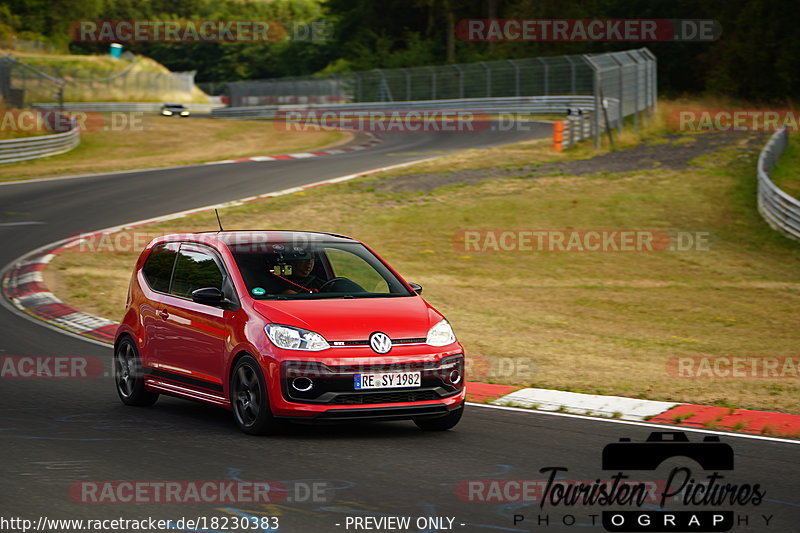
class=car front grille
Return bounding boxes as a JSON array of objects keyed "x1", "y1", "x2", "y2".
[{"x1": 329, "y1": 390, "x2": 440, "y2": 405}]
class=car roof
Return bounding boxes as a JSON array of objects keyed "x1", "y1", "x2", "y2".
[
  {"x1": 153, "y1": 230, "x2": 358, "y2": 248},
  {"x1": 163, "y1": 103, "x2": 185, "y2": 107}
]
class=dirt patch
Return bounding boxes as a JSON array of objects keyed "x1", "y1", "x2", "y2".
[{"x1": 375, "y1": 132, "x2": 769, "y2": 193}]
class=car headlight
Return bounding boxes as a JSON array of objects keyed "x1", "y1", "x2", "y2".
[
  {"x1": 162, "y1": 110, "x2": 172, "y2": 115},
  {"x1": 265, "y1": 324, "x2": 330, "y2": 351},
  {"x1": 426, "y1": 319, "x2": 456, "y2": 347},
  {"x1": 180, "y1": 111, "x2": 189, "y2": 116}
]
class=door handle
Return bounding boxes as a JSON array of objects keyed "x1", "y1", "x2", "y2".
[{"x1": 158, "y1": 310, "x2": 169, "y2": 320}]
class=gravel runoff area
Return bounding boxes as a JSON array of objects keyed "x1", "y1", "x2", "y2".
[{"x1": 375, "y1": 132, "x2": 770, "y2": 193}]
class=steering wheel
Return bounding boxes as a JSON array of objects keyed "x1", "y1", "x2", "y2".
[{"x1": 318, "y1": 277, "x2": 349, "y2": 292}]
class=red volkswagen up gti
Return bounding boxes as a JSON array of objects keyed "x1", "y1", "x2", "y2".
[{"x1": 114, "y1": 231, "x2": 465, "y2": 434}]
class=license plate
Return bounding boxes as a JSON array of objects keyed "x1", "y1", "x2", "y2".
[{"x1": 354, "y1": 371, "x2": 421, "y2": 389}]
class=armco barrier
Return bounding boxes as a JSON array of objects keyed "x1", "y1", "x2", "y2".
[
  {"x1": 214, "y1": 95, "x2": 610, "y2": 153},
  {"x1": 0, "y1": 125, "x2": 80, "y2": 164},
  {"x1": 218, "y1": 48, "x2": 656, "y2": 149},
  {"x1": 211, "y1": 95, "x2": 598, "y2": 119},
  {"x1": 31, "y1": 102, "x2": 224, "y2": 114},
  {"x1": 552, "y1": 115, "x2": 598, "y2": 152},
  {"x1": 757, "y1": 127, "x2": 800, "y2": 240}
]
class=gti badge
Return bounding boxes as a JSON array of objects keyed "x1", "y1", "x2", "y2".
[{"x1": 369, "y1": 332, "x2": 392, "y2": 354}]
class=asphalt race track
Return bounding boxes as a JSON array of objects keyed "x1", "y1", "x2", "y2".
[{"x1": 1, "y1": 124, "x2": 798, "y2": 532}]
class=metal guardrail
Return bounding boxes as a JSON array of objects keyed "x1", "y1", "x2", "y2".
[
  {"x1": 1, "y1": 101, "x2": 224, "y2": 165},
  {"x1": 32, "y1": 102, "x2": 223, "y2": 114},
  {"x1": 0, "y1": 126, "x2": 80, "y2": 164},
  {"x1": 564, "y1": 113, "x2": 593, "y2": 148},
  {"x1": 212, "y1": 95, "x2": 599, "y2": 119},
  {"x1": 215, "y1": 49, "x2": 654, "y2": 149},
  {"x1": 757, "y1": 128, "x2": 800, "y2": 241}
]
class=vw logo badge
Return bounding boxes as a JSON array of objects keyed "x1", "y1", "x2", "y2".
[{"x1": 369, "y1": 332, "x2": 392, "y2": 354}]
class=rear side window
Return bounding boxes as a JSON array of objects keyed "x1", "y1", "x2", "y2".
[
  {"x1": 141, "y1": 243, "x2": 178, "y2": 293},
  {"x1": 170, "y1": 246, "x2": 224, "y2": 299}
]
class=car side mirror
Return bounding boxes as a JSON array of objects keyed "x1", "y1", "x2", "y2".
[
  {"x1": 191, "y1": 287, "x2": 225, "y2": 306},
  {"x1": 408, "y1": 282, "x2": 423, "y2": 295}
]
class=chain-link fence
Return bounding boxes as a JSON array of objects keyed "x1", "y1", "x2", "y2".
[
  {"x1": 226, "y1": 54, "x2": 596, "y2": 107},
  {"x1": 0, "y1": 54, "x2": 197, "y2": 107},
  {"x1": 222, "y1": 48, "x2": 656, "y2": 148},
  {"x1": 584, "y1": 48, "x2": 656, "y2": 147},
  {"x1": 0, "y1": 56, "x2": 62, "y2": 107}
]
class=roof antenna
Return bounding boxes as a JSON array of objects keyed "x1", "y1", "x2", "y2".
[{"x1": 214, "y1": 209, "x2": 224, "y2": 232}]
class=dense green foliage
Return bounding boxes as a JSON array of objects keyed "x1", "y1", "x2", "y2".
[{"x1": 1, "y1": 0, "x2": 797, "y2": 101}]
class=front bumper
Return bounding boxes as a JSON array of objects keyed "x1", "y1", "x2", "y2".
[
  {"x1": 269, "y1": 352, "x2": 466, "y2": 419},
  {"x1": 276, "y1": 399, "x2": 465, "y2": 423}
]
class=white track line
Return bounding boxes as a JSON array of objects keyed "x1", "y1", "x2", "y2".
[
  {"x1": 0, "y1": 135, "x2": 375, "y2": 187},
  {"x1": 15, "y1": 127, "x2": 790, "y2": 444},
  {"x1": 5, "y1": 150, "x2": 798, "y2": 444},
  {"x1": 0, "y1": 157, "x2": 445, "y2": 348}
]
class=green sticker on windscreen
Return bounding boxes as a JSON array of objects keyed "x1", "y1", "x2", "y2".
[{"x1": 251, "y1": 287, "x2": 266, "y2": 296}]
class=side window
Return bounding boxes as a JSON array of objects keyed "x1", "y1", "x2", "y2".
[
  {"x1": 141, "y1": 243, "x2": 178, "y2": 293},
  {"x1": 170, "y1": 246, "x2": 224, "y2": 299},
  {"x1": 325, "y1": 248, "x2": 390, "y2": 293}
]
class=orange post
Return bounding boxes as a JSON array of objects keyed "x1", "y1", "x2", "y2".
[{"x1": 553, "y1": 120, "x2": 564, "y2": 152}]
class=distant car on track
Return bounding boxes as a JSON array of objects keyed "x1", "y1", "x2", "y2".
[
  {"x1": 114, "y1": 231, "x2": 465, "y2": 435},
  {"x1": 160, "y1": 103, "x2": 190, "y2": 117}
]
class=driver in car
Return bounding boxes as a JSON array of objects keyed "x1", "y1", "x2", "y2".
[{"x1": 280, "y1": 256, "x2": 325, "y2": 294}]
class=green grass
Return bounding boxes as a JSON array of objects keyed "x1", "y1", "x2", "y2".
[
  {"x1": 45, "y1": 101, "x2": 800, "y2": 413},
  {"x1": 672, "y1": 412, "x2": 695, "y2": 423},
  {"x1": 770, "y1": 133, "x2": 800, "y2": 199},
  {"x1": 0, "y1": 128, "x2": 56, "y2": 140},
  {"x1": 731, "y1": 421, "x2": 748, "y2": 431},
  {"x1": 0, "y1": 116, "x2": 347, "y2": 182}
]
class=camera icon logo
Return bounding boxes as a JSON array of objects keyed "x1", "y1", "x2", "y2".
[{"x1": 602, "y1": 431, "x2": 734, "y2": 471}]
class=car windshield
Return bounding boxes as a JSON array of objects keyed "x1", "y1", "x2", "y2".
[{"x1": 229, "y1": 240, "x2": 413, "y2": 300}]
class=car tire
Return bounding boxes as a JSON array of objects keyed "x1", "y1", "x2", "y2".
[
  {"x1": 114, "y1": 337, "x2": 158, "y2": 407},
  {"x1": 230, "y1": 355, "x2": 283, "y2": 436},
  {"x1": 414, "y1": 403, "x2": 464, "y2": 431}
]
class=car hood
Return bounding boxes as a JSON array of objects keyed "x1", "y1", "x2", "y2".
[{"x1": 252, "y1": 296, "x2": 440, "y2": 340}]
